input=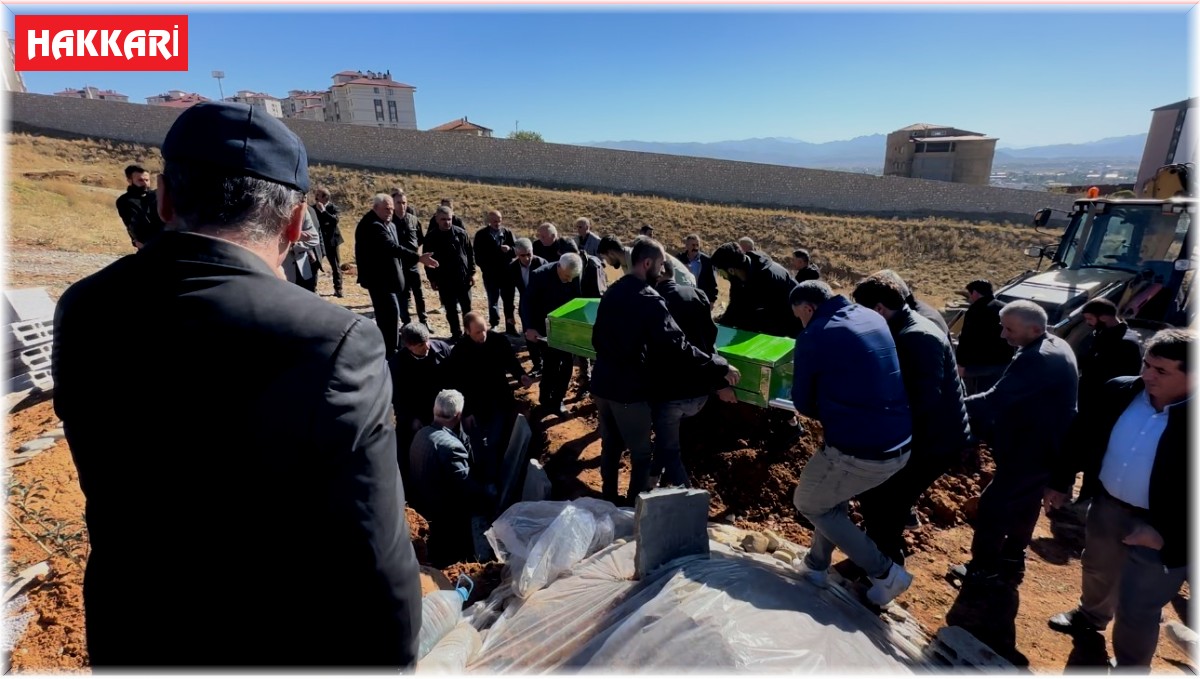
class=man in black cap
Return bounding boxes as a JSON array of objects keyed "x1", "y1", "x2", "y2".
[
  {"x1": 52, "y1": 102, "x2": 423, "y2": 669},
  {"x1": 115, "y1": 164, "x2": 165, "y2": 250},
  {"x1": 710, "y1": 242, "x2": 801, "y2": 338}
]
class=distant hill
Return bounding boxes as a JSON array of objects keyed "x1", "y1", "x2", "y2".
[{"x1": 579, "y1": 132, "x2": 1147, "y2": 171}]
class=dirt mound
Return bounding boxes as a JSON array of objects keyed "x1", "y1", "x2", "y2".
[
  {"x1": 406, "y1": 506, "x2": 430, "y2": 564},
  {"x1": 441, "y1": 561, "x2": 506, "y2": 605}
]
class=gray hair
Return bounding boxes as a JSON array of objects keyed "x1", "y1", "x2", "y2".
[
  {"x1": 436, "y1": 205, "x2": 453, "y2": 217},
  {"x1": 575, "y1": 217, "x2": 591, "y2": 229},
  {"x1": 558, "y1": 252, "x2": 583, "y2": 278},
  {"x1": 514, "y1": 237, "x2": 533, "y2": 254},
  {"x1": 162, "y1": 161, "x2": 304, "y2": 243},
  {"x1": 1000, "y1": 300, "x2": 1048, "y2": 329},
  {"x1": 737, "y1": 237, "x2": 755, "y2": 249},
  {"x1": 874, "y1": 269, "x2": 912, "y2": 299},
  {"x1": 400, "y1": 322, "x2": 430, "y2": 346},
  {"x1": 433, "y1": 389, "x2": 465, "y2": 419},
  {"x1": 372, "y1": 193, "x2": 393, "y2": 208},
  {"x1": 661, "y1": 255, "x2": 676, "y2": 279},
  {"x1": 538, "y1": 222, "x2": 558, "y2": 238}
]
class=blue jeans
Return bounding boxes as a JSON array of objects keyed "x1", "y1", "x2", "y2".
[
  {"x1": 793, "y1": 444, "x2": 910, "y2": 578},
  {"x1": 651, "y1": 395, "x2": 708, "y2": 487}
]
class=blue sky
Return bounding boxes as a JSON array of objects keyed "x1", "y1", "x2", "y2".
[{"x1": 4, "y1": 5, "x2": 1193, "y2": 147}]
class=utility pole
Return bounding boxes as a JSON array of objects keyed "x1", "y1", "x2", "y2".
[{"x1": 211, "y1": 70, "x2": 226, "y2": 101}]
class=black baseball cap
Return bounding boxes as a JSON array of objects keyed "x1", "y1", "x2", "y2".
[{"x1": 161, "y1": 101, "x2": 309, "y2": 193}]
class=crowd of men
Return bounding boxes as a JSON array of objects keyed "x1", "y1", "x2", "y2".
[{"x1": 79, "y1": 101, "x2": 1193, "y2": 670}]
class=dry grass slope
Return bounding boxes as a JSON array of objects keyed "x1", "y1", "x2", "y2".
[{"x1": 5, "y1": 133, "x2": 1056, "y2": 307}]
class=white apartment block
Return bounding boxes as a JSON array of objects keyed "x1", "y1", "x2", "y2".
[
  {"x1": 53, "y1": 85, "x2": 128, "y2": 102},
  {"x1": 224, "y1": 90, "x2": 284, "y2": 118},
  {"x1": 283, "y1": 90, "x2": 326, "y2": 122},
  {"x1": 324, "y1": 70, "x2": 416, "y2": 129}
]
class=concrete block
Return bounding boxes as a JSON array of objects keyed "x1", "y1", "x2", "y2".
[
  {"x1": 44, "y1": 428, "x2": 65, "y2": 439},
  {"x1": 497, "y1": 415, "x2": 532, "y2": 510},
  {"x1": 2, "y1": 289, "x2": 55, "y2": 326},
  {"x1": 521, "y1": 459, "x2": 552, "y2": 502},
  {"x1": 634, "y1": 488, "x2": 711, "y2": 579},
  {"x1": 6, "y1": 319, "x2": 53, "y2": 351},
  {"x1": 17, "y1": 438, "x2": 55, "y2": 453}
]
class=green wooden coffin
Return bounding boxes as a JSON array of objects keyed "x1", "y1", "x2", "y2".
[{"x1": 545, "y1": 298, "x2": 796, "y2": 408}]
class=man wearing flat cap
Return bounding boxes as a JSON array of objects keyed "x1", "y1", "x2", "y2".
[{"x1": 51, "y1": 103, "x2": 422, "y2": 669}]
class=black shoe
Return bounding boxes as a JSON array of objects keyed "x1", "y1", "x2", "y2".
[
  {"x1": 334, "y1": 290, "x2": 344, "y2": 298},
  {"x1": 998, "y1": 557, "x2": 1026, "y2": 585},
  {"x1": 1048, "y1": 609, "x2": 1100, "y2": 635},
  {"x1": 946, "y1": 562, "x2": 1002, "y2": 589},
  {"x1": 505, "y1": 324, "x2": 519, "y2": 336}
]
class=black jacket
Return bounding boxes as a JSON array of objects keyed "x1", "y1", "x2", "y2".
[
  {"x1": 393, "y1": 212, "x2": 424, "y2": 267},
  {"x1": 521, "y1": 261, "x2": 578, "y2": 336},
  {"x1": 794, "y1": 265, "x2": 821, "y2": 283},
  {"x1": 426, "y1": 214, "x2": 464, "y2": 239},
  {"x1": 581, "y1": 254, "x2": 608, "y2": 298},
  {"x1": 653, "y1": 279, "x2": 723, "y2": 402},
  {"x1": 720, "y1": 252, "x2": 800, "y2": 338},
  {"x1": 51, "y1": 232, "x2": 421, "y2": 667},
  {"x1": 964, "y1": 333, "x2": 1078, "y2": 465},
  {"x1": 956, "y1": 296, "x2": 1014, "y2": 368},
  {"x1": 911, "y1": 297, "x2": 950, "y2": 337},
  {"x1": 1050, "y1": 377, "x2": 1189, "y2": 568},
  {"x1": 888, "y1": 308, "x2": 972, "y2": 459},
  {"x1": 315, "y1": 202, "x2": 343, "y2": 247},
  {"x1": 407, "y1": 424, "x2": 492, "y2": 568},
  {"x1": 115, "y1": 186, "x2": 165, "y2": 246},
  {"x1": 591, "y1": 275, "x2": 730, "y2": 404},
  {"x1": 473, "y1": 226, "x2": 517, "y2": 279},
  {"x1": 508, "y1": 256, "x2": 548, "y2": 297},
  {"x1": 532, "y1": 239, "x2": 558, "y2": 263},
  {"x1": 424, "y1": 225, "x2": 475, "y2": 290},
  {"x1": 355, "y1": 212, "x2": 421, "y2": 292},
  {"x1": 1077, "y1": 322, "x2": 1142, "y2": 409},
  {"x1": 390, "y1": 339, "x2": 453, "y2": 426},
  {"x1": 677, "y1": 251, "x2": 719, "y2": 304},
  {"x1": 449, "y1": 331, "x2": 526, "y2": 417}
]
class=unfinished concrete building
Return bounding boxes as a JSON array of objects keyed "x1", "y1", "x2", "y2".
[{"x1": 884, "y1": 124, "x2": 997, "y2": 185}]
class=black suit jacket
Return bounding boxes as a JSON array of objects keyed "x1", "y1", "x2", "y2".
[
  {"x1": 356, "y1": 211, "x2": 421, "y2": 292},
  {"x1": 677, "y1": 251, "x2": 719, "y2": 304},
  {"x1": 315, "y1": 202, "x2": 343, "y2": 247},
  {"x1": 508, "y1": 256, "x2": 548, "y2": 296},
  {"x1": 51, "y1": 232, "x2": 421, "y2": 667},
  {"x1": 653, "y1": 279, "x2": 723, "y2": 402},
  {"x1": 473, "y1": 226, "x2": 516, "y2": 278}
]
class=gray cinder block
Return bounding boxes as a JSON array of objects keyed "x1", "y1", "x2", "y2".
[{"x1": 634, "y1": 488, "x2": 711, "y2": 579}]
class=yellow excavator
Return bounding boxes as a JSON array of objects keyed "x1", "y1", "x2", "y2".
[{"x1": 948, "y1": 163, "x2": 1195, "y2": 350}]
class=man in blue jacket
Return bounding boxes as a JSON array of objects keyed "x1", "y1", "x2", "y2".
[{"x1": 788, "y1": 280, "x2": 915, "y2": 608}]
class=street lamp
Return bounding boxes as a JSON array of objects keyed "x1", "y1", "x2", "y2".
[{"x1": 211, "y1": 70, "x2": 225, "y2": 101}]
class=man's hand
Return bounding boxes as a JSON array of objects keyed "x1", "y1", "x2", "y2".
[
  {"x1": 315, "y1": 203, "x2": 325, "y2": 213},
  {"x1": 716, "y1": 387, "x2": 738, "y2": 403},
  {"x1": 525, "y1": 329, "x2": 543, "y2": 343},
  {"x1": 1043, "y1": 488, "x2": 1068, "y2": 515},
  {"x1": 419, "y1": 253, "x2": 439, "y2": 268},
  {"x1": 519, "y1": 375, "x2": 534, "y2": 388},
  {"x1": 725, "y1": 366, "x2": 741, "y2": 386},
  {"x1": 501, "y1": 245, "x2": 511, "y2": 254},
  {"x1": 1123, "y1": 524, "x2": 1165, "y2": 550}
]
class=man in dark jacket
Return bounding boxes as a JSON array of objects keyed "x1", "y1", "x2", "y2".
[
  {"x1": 449, "y1": 312, "x2": 533, "y2": 481},
  {"x1": 792, "y1": 248, "x2": 820, "y2": 283},
  {"x1": 679, "y1": 234, "x2": 719, "y2": 304},
  {"x1": 424, "y1": 206, "x2": 476, "y2": 342},
  {"x1": 710, "y1": 242, "x2": 800, "y2": 338},
  {"x1": 509, "y1": 238, "x2": 548, "y2": 374},
  {"x1": 1044, "y1": 329, "x2": 1192, "y2": 669},
  {"x1": 391, "y1": 322, "x2": 453, "y2": 478},
  {"x1": 788, "y1": 280, "x2": 915, "y2": 608},
  {"x1": 115, "y1": 164, "x2": 165, "y2": 250},
  {"x1": 425, "y1": 197, "x2": 463, "y2": 236},
  {"x1": 312, "y1": 187, "x2": 343, "y2": 297},
  {"x1": 474, "y1": 210, "x2": 518, "y2": 334},
  {"x1": 591, "y1": 238, "x2": 739, "y2": 505},
  {"x1": 650, "y1": 258, "x2": 736, "y2": 488},
  {"x1": 1064, "y1": 298, "x2": 1144, "y2": 503},
  {"x1": 409, "y1": 389, "x2": 497, "y2": 568},
  {"x1": 554, "y1": 237, "x2": 607, "y2": 393},
  {"x1": 356, "y1": 194, "x2": 438, "y2": 358},
  {"x1": 956, "y1": 279, "x2": 1015, "y2": 395},
  {"x1": 533, "y1": 222, "x2": 559, "y2": 262},
  {"x1": 851, "y1": 273, "x2": 972, "y2": 568},
  {"x1": 391, "y1": 190, "x2": 429, "y2": 326},
  {"x1": 950, "y1": 301, "x2": 1079, "y2": 587},
  {"x1": 521, "y1": 254, "x2": 583, "y2": 417},
  {"x1": 52, "y1": 102, "x2": 421, "y2": 668}
]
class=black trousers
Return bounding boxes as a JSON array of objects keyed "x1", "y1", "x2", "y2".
[
  {"x1": 857, "y1": 448, "x2": 956, "y2": 566},
  {"x1": 438, "y1": 286, "x2": 472, "y2": 339},
  {"x1": 296, "y1": 271, "x2": 318, "y2": 293},
  {"x1": 402, "y1": 266, "x2": 427, "y2": 324},
  {"x1": 368, "y1": 289, "x2": 401, "y2": 359},
  {"x1": 539, "y1": 347, "x2": 574, "y2": 408},
  {"x1": 482, "y1": 272, "x2": 515, "y2": 328},
  {"x1": 322, "y1": 236, "x2": 343, "y2": 293},
  {"x1": 969, "y1": 459, "x2": 1050, "y2": 571},
  {"x1": 527, "y1": 341, "x2": 543, "y2": 371}
]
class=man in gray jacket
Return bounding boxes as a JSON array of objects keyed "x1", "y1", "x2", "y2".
[{"x1": 950, "y1": 300, "x2": 1078, "y2": 587}]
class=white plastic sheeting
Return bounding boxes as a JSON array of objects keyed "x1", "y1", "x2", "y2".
[{"x1": 469, "y1": 541, "x2": 918, "y2": 673}]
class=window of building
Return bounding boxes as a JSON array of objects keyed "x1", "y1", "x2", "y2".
[
  {"x1": 374, "y1": 99, "x2": 384, "y2": 122},
  {"x1": 388, "y1": 100, "x2": 398, "y2": 123},
  {"x1": 915, "y1": 141, "x2": 953, "y2": 153},
  {"x1": 373, "y1": 87, "x2": 380, "y2": 94}
]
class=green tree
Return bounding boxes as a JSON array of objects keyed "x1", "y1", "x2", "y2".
[{"x1": 508, "y1": 130, "x2": 544, "y2": 142}]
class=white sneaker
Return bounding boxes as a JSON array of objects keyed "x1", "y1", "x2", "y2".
[
  {"x1": 1164, "y1": 620, "x2": 1198, "y2": 657},
  {"x1": 792, "y1": 558, "x2": 829, "y2": 589},
  {"x1": 866, "y1": 562, "x2": 913, "y2": 606}
]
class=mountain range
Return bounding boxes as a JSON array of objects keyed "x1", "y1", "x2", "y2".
[{"x1": 578, "y1": 133, "x2": 1147, "y2": 171}]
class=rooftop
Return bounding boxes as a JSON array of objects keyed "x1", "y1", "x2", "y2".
[{"x1": 429, "y1": 117, "x2": 493, "y2": 132}]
